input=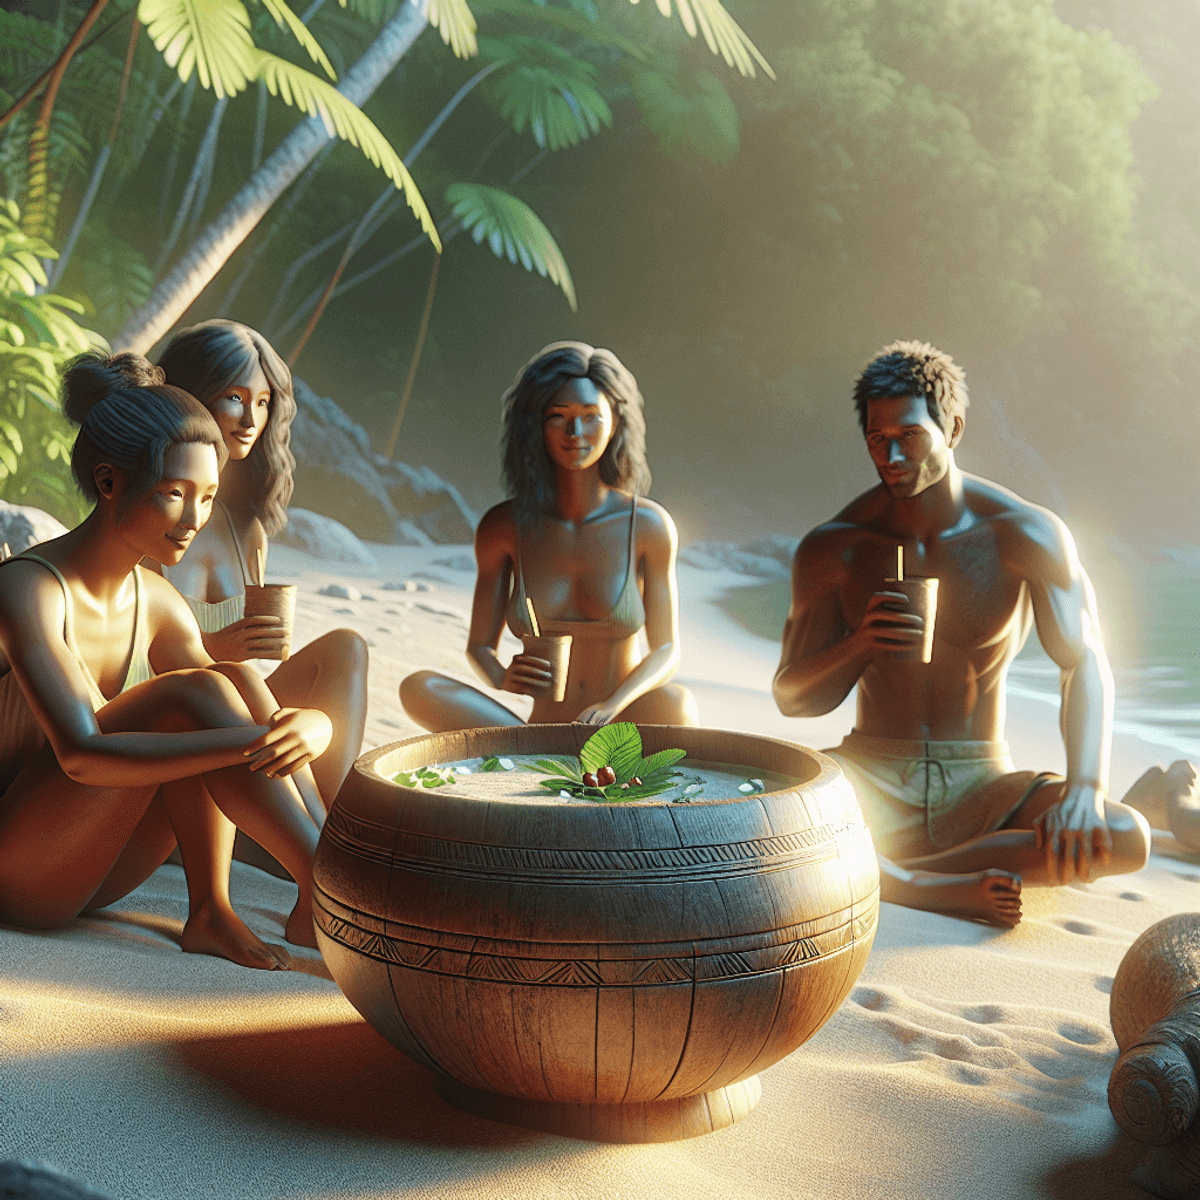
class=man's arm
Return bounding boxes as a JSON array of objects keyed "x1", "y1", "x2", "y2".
[
  {"x1": 1013, "y1": 506, "x2": 1114, "y2": 880},
  {"x1": 773, "y1": 528, "x2": 922, "y2": 717}
]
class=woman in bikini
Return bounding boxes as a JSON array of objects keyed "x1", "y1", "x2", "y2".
[
  {"x1": 400, "y1": 341, "x2": 697, "y2": 731},
  {"x1": 153, "y1": 320, "x2": 367, "y2": 807},
  {"x1": 0, "y1": 352, "x2": 330, "y2": 970}
]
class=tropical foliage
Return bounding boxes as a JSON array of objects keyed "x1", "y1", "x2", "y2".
[{"x1": 0, "y1": 200, "x2": 98, "y2": 522}]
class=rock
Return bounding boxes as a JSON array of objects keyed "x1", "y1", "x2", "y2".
[
  {"x1": 678, "y1": 537, "x2": 797, "y2": 578},
  {"x1": 0, "y1": 1160, "x2": 113, "y2": 1199},
  {"x1": 319, "y1": 583, "x2": 362, "y2": 601},
  {"x1": 0, "y1": 501, "x2": 69, "y2": 553},
  {"x1": 382, "y1": 580, "x2": 431, "y2": 593},
  {"x1": 277, "y1": 508, "x2": 379, "y2": 568},
  {"x1": 432, "y1": 552, "x2": 476, "y2": 573},
  {"x1": 288, "y1": 379, "x2": 479, "y2": 544}
]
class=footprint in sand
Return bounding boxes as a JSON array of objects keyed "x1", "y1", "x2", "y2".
[
  {"x1": 1057, "y1": 918, "x2": 1101, "y2": 937},
  {"x1": 844, "y1": 983, "x2": 1113, "y2": 1113},
  {"x1": 1118, "y1": 889, "x2": 1148, "y2": 902}
]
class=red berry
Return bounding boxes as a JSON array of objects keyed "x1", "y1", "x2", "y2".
[
  {"x1": 631, "y1": 776, "x2": 643, "y2": 787},
  {"x1": 582, "y1": 772, "x2": 599, "y2": 788},
  {"x1": 597, "y1": 765, "x2": 616, "y2": 786}
]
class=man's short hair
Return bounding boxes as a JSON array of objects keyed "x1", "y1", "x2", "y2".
[{"x1": 852, "y1": 341, "x2": 969, "y2": 437}]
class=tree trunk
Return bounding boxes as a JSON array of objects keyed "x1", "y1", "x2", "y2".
[{"x1": 113, "y1": 0, "x2": 430, "y2": 354}]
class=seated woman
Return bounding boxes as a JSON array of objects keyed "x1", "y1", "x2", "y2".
[
  {"x1": 401, "y1": 341, "x2": 697, "y2": 731},
  {"x1": 0, "y1": 352, "x2": 329, "y2": 970},
  {"x1": 153, "y1": 320, "x2": 367, "y2": 807}
]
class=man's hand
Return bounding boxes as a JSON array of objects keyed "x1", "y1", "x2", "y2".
[
  {"x1": 246, "y1": 707, "x2": 333, "y2": 777},
  {"x1": 853, "y1": 590, "x2": 925, "y2": 658},
  {"x1": 203, "y1": 616, "x2": 287, "y2": 663},
  {"x1": 1033, "y1": 785, "x2": 1113, "y2": 883},
  {"x1": 574, "y1": 699, "x2": 620, "y2": 726},
  {"x1": 501, "y1": 653, "x2": 554, "y2": 696}
]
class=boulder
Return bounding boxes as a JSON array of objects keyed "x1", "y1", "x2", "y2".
[
  {"x1": 0, "y1": 500, "x2": 69, "y2": 553},
  {"x1": 276, "y1": 508, "x2": 379, "y2": 569},
  {"x1": 288, "y1": 379, "x2": 478, "y2": 544}
]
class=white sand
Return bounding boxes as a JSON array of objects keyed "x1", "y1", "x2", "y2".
[{"x1": 0, "y1": 545, "x2": 1193, "y2": 1198}]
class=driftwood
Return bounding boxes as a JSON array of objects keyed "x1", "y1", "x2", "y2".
[
  {"x1": 314, "y1": 724, "x2": 880, "y2": 1143},
  {"x1": 1109, "y1": 912, "x2": 1200, "y2": 1199}
]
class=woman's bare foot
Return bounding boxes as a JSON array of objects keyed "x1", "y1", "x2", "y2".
[
  {"x1": 1122, "y1": 761, "x2": 1200, "y2": 850},
  {"x1": 285, "y1": 895, "x2": 318, "y2": 948},
  {"x1": 181, "y1": 898, "x2": 290, "y2": 970},
  {"x1": 1122, "y1": 764, "x2": 1170, "y2": 831},
  {"x1": 888, "y1": 867, "x2": 1023, "y2": 928},
  {"x1": 1164, "y1": 760, "x2": 1200, "y2": 852}
]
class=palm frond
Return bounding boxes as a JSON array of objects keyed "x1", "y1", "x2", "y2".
[
  {"x1": 257, "y1": 0, "x2": 338, "y2": 79},
  {"x1": 470, "y1": 0, "x2": 648, "y2": 61},
  {"x1": 446, "y1": 182, "x2": 576, "y2": 310},
  {"x1": 631, "y1": 63, "x2": 738, "y2": 163},
  {"x1": 483, "y1": 37, "x2": 611, "y2": 150},
  {"x1": 426, "y1": 0, "x2": 478, "y2": 58},
  {"x1": 250, "y1": 50, "x2": 441, "y2": 250},
  {"x1": 633, "y1": 0, "x2": 772, "y2": 78},
  {"x1": 137, "y1": 0, "x2": 258, "y2": 97}
]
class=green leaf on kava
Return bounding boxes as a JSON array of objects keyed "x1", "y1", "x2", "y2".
[{"x1": 525, "y1": 723, "x2": 686, "y2": 803}]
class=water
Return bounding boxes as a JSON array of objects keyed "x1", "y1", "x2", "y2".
[{"x1": 719, "y1": 547, "x2": 1200, "y2": 760}]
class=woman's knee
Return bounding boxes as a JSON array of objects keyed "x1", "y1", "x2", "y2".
[
  {"x1": 1106, "y1": 801, "x2": 1152, "y2": 875},
  {"x1": 310, "y1": 628, "x2": 369, "y2": 674},
  {"x1": 145, "y1": 668, "x2": 253, "y2": 731},
  {"x1": 399, "y1": 669, "x2": 449, "y2": 716}
]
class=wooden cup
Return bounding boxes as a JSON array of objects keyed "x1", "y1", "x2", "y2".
[
  {"x1": 883, "y1": 576, "x2": 938, "y2": 663},
  {"x1": 243, "y1": 584, "x2": 296, "y2": 661},
  {"x1": 521, "y1": 634, "x2": 572, "y2": 702}
]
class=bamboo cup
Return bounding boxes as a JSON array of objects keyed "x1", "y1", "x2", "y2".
[
  {"x1": 885, "y1": 545, "x2": 937, "y2": 663},
  {"x1": 243, "y1": 584, "x2": 296, "y2": 661}
]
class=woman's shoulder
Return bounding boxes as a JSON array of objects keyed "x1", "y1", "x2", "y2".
[
  {"x1": 477, "y1": 500, "x2": 519, "y2": 540},
  {"x1": 629, "y1": 495, "x2": 678, "y2": 547}
]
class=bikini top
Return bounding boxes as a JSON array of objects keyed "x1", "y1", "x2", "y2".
[
  {"x1": 0, "y1": 553, "x2": 154, "y2": 711},
  {"x1": 507, "y1": 495, "x2": 646, "y2": 641},
  {"x1": 164, "y1": 500, "x2": 247, "y2": 634}
]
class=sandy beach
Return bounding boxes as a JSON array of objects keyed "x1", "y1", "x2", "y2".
[{"x1": 1, "y1": 541, "x2": 1195, "y2": 1199}]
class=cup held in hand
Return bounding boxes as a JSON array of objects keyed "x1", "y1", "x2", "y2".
[
  {"x1": 243, "y1": 584, "x2": 297, "y2": 661},
  {"x1": 521, "y1": 634, "x2": 572, "y2": 702},
  {"x1": 883, "y1": 576, "x2": 938, "y2": 663}
]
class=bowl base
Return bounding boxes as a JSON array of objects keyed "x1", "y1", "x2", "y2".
[{"x1": 436, "y1": 1074, "x2": 762, "y2": 1143}]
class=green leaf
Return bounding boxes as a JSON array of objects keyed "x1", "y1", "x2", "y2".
[
  {"x1": 251, "y1": 50, "x2": 441, "y2": 251},
  {"x1": 482, "y1": 36, "x2": 612, "y2": 152},
  {"x1": 446, "y1": 182, "x2": 575, "y2": 309},
  {"x1": 579, "y1": 722, "x2": 643, "y2": 780},
  {"x1": 257, "y1": 0, "x2": 338, "y2": 79},
  {"x1": 650, "y1": 0, "x2": 774, "y2": 80},
  {"x1": 635, "y1": 748, "x2": 687, "y2": 779},
  {"x1": 427, "y1": 0, "x2": 478, "y2": 59},
  {"x1": 138, "y1": 0, "x2": 258, "y2": 97},
  {"x1": 528, "y1": 755, "x2": 581, "y2": 779}
]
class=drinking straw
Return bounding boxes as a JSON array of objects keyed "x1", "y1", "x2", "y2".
[
  {"x1": 0, "y1": 543, "x2": 9, "y2": 561},
  {"x1": 254, "y1": 547, "x2": 265, "y2": 588},
  {"x1": 896, "y1": 545, "x2": 904, "y2": 582},
  {"x1": 525, "y1": 597, "x2": 541, "y2": 638}
]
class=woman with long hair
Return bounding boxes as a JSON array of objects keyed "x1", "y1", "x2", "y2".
[
  {"x1": 0, "y1": 352, "x2": 329, "y2": 969},
  {"x1": 401, "y1": 341, "x2": 697, "y2": 730},
  {"x1": 154, "y1": 320, "x2": 367, "y2": 806}
]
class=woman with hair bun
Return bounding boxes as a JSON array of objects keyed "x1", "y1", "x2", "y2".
[
  {"x1": 401, "y1": 341, "x2": 698, "y2": 731},
  {"x1": 0, "y1": 351, "x2": 330, "y2": 969},
  {"x1": 154, "y1": 320, "x2": 367, "y2": 807}
]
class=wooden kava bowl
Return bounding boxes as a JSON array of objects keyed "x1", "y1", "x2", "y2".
[{"x1": 313, "y1": 724, "x2": 880, "y2": 1143}]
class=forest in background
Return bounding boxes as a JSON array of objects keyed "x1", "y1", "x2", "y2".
[{"x1": 1, "y1": 0, "x2": 1196, "y2": 549}]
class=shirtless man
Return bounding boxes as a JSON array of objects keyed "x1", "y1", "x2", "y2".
[{"x1": 773, "y1": 341, "x2": 1196, "y2": 927}]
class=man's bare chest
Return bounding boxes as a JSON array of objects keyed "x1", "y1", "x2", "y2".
[{"x1": 842, "y1": 531, "x2": 1028, "y2": 650}]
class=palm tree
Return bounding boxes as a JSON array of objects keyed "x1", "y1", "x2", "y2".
[{"x1": 111, "y1": 0, "x2": 770, "y2": 352}]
